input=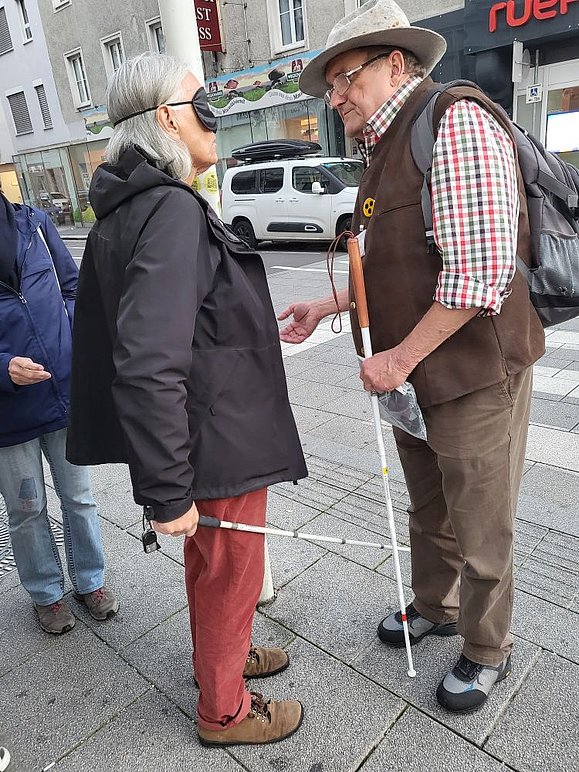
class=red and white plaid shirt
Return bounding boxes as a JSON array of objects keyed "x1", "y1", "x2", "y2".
[{"x1": 362, "y1": 77, "x2": 519, "y2": 314}]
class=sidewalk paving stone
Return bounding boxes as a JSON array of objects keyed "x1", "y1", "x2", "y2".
[
  {"x1": 273, "y1": 476, "x2": 351, "y2": 513},
  {"x1": 288, "y1": 403, "x2": 335, "y2": 433},
  {"x1": 353, "y1": 633, "x2": 540, "y2": 746},
  {"x1": 306, "y1": 414, "x2": 378, "y2": 451},
  {"x1": 230, "y1": 636, "x2": 405, "y2": 772},
  {"x1": 517, "y1": 464, "x2": 579, "y2": 535},
  {"x1": 0, "y1": 628, "x2": 150, "y2": 772},
  {"x1": 0, "y1": 584, "x2": 61, "y2": 677},
  {"x1": 263, "y1": 552, "x2": 400, "y2": 662},
  {"x1": 530, "y1": 398, "x2": 579, "y2": 430},
  {"x1": 267, "y1": 489, "x2": 326, "y2": 531},
  {"x1": 525, "y1": 425, "x2": 579, "y2": 472},
  {"x1": 326, "y1": 493, "x2": 410, "y2": 545},
  {"x1": 363, "y1": 707, "x2": 507, "y2": 772},
  {"x1": 511, "y1": 589, "x2": 579, "y2": 663},
  {"x1": 299, "y1": 511, "x2": 396, "y2": 571},
  {"x1": 297, "y1": 361, "x2": 358, "y2": 385},
  {"x1": 304, "y1": 455, "x2": 372, "y2": 492},
  {"x1": 53, "y1": 688, "x2": 244, "y2": 772},
  {"x1": 93, "y1": 482, "x2": 143, "y2": 529},
  {"x1": 484, "y1": 652, "x2": 579, "y2": 772},
  {"x1": 121, "y1": 608, "x2": 196, "y2": 717},
  {"x1": 72, "y1": 550, "x2": 187, "y2": 650},
  {"x1": 267, "y1": 529, "x2": 326, "y2": 588}
]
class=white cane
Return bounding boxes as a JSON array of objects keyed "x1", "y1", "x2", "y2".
[{"x1": 347, "y1": 236, "x2": 416, "y2": 678}]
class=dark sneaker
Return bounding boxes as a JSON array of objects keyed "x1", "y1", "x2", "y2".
[
  {"x1": 436, "y1": 654, "x2": 512, "y2": 713},
  {"x1": 198, "y1": 692, "x2": 303, "y2": 747},
  {"x1": 244, "y1": 646, "x2": 289, "y2": 679},
  {"x1": 34, "y1": 601, "x2": 76, "y2": 634},
  {"x1": 378, "y1": 603, "x2": 458, "y2": 647},
  {"x1": 74, "y1": 587, "x2": 119, "y2": 620}
]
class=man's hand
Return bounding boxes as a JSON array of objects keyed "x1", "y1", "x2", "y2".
[
  {"x1": 8, "y1": 357, "x2": 51, "y2": 386},
  {"x1": 359, "y1": 348, "x2": 414, "y2": 393},
  {"x1": 152, "y1": 502, "x2": 199, "y2": 537},
  {"x1": 278, "y1": 302, "x2": 322, "y2": 344}
]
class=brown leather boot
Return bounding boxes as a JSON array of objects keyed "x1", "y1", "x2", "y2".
[
  {"x1": 198, "y1": 692, "x2": 303, "y2": 747},
  {"x1": 243, "y1": 646, "x2": 289, "y2": 679}
]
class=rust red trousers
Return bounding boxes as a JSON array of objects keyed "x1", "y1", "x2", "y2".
[{"x1": 184, "y1": 488, "x2": 266, "y2": 731}]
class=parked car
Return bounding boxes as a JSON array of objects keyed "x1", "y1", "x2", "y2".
[{"x1": 221, "y1": 140, "x2": 364, "y2": 248}]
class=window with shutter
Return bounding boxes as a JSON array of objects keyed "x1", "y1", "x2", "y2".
[
  {"x1": 7, "y1": 91, "x2": 33, "y2": 135},
  {"x1": 35, "y1": 84, "x2": 53, "y2": 129},
  {"x1": 0, "y1": 7, "x2": 14, "y2": 55}
]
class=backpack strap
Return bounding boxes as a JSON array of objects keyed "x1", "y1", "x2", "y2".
[{"x1": 410, "y1": 80, "x2": 482, "y2": 250}]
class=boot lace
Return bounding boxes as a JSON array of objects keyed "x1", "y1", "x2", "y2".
[
  {"x1": 455, "y1": 655, "x2": 483, "y2": 682},
  {"x1": 250, "y1": 692, "x2": 272, "y2": 723},
  {"x1": 50, "y1": 602, "x2": 64, "y2": 615},
  {"x1": 246, "y1": 647, "x2": 260, "y2": 665}
]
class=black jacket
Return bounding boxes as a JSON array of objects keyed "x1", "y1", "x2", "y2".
[{"x1": 67, "y1": 147, "x2": 307, "y2": 521}]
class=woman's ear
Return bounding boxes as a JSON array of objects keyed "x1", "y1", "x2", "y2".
[{"x1": 156, "y1": 105, "x2": 179, "y2": 136}]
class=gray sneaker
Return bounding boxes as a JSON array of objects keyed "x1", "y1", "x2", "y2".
[
  {"x1": 377, "y1": 603, "x2": 458, "y2": 647},
  {"x1": 436, "y1": 654, "x2": 512, "y2": 713},
  {"x1": 73, "y1": 587, "x2": 119, "y2": 620},
  {"x1": 34, "y1": 600, "x2": 76, "y2": 634}
]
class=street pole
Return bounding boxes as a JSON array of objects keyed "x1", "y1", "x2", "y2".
[
  {"x1": 157, "y1": 0, "x2": 274, "y2": 603},
  {"x1": 157, "y1": 0, "x2": 220, "y2": 214}
]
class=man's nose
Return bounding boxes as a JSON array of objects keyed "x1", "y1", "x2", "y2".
[{"x1": 330, "y1": 89, "x2": 347, "y2": 109}]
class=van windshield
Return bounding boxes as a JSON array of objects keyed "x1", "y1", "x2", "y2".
[{"x1": 321, "y1": 161, "x2": 364, "y2": 187}]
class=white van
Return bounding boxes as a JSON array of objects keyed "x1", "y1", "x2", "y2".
[{"x1": 221, "y1": 141, "x2": 364, "y2": 248}]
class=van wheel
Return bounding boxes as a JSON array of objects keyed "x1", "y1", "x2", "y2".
[
  {"x1": 336, "y1": 216, "x2": 353, "y2": 251},
  {"x1": 232, "y1": 219, "x2": 258, "y2": 249}
]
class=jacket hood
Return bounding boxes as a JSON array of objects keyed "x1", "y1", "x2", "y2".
[{"x1": 89, "y1": 146, "x2": 185, "y2": 219}]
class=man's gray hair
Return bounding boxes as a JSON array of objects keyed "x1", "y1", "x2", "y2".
[{"x1": 105, "y1": 53, "x2": 192, "y2": 180}]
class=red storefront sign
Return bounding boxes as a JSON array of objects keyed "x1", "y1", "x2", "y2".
[
  {"x1": 489, "y1": 0, "x2": 579, "y2": 33},
  {"x1": 195, "y1": 0, "x2": 223, "y2": 52}
]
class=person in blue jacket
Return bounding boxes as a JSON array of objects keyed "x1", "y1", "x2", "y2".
[{"x1": 0, "y1": 192, "x2": 118, "y2": 634}]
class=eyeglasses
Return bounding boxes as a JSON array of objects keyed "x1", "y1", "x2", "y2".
[
  {"x1": 324, "y1": 52, "x2": 391, "y2": 107},
  {"x1": 112, "y1": 87, "x2": 218, "y2": 132}
]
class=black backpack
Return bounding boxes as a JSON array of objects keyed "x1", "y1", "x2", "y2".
[{"x1": 410, "y1": 80, "x2": 579, "y2": 328}]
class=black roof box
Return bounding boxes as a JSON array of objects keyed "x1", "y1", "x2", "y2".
[{"x1": 231, "y1": 139, "x2": 322, "y2": 163}]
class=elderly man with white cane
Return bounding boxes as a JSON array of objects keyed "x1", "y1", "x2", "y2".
[{"x1": 279, "y1": 0, "x2": 544, "y2": 713}]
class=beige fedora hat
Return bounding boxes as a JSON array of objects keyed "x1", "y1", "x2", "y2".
[{"x1": 299, "y1": 0, "x2": 447, "y2": 98}]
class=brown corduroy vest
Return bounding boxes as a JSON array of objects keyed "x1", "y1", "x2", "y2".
[{"x1": 350, "y1": 78, "x2": 545, "y2": 408}]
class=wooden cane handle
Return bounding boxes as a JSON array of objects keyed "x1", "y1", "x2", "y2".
[{"x1": 347, "y1": 237, "x2": 369, "y2": 329}]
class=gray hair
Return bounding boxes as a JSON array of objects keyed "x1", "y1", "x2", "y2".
[
  {"x1": 105, "y1": 53, "x2": 192, "y2": 180},
  {"x1": 363, "y1": 46, "x2": 427, "y2": 78}
]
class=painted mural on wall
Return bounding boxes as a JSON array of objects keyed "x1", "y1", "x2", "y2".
[{"x1": 206, "y1": 50, "x2": 321, "y2": 116}]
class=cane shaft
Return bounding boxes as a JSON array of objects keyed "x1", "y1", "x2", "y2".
[{"x1": 347, "y1": 237, "x2": 369, "y2": 329}]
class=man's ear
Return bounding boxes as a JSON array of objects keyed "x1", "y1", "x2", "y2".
[
  {"x1": 389, "y1": 51, "x2": 406, "y2": 83},
  {"x1": 156, "y1": 105, "x2": 179, "y2": 136}
]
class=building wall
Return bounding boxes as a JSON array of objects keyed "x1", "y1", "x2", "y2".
[
  {"x1": 0, "y1": 0, "x2": 78, "y2": 154},
  {"x1": 36, "y1": 0, "x2": 160, "y2": 126}
]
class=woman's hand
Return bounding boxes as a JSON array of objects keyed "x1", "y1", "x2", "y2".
[{"x1": 152, "y1": 502, "x2": 199, "y2": 537}]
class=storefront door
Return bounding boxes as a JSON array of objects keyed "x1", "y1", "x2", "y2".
[{"x1": 514, "y1": 59, "x2": 579, "y2": 166}]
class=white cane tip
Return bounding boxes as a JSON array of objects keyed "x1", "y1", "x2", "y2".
[{"x1": 408, "y1": 669, "x2": 417, "y2": 678}]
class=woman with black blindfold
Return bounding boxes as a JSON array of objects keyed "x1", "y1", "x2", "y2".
[{"x1": 67, "y1": 53, "x2": 307, "y2": 748}]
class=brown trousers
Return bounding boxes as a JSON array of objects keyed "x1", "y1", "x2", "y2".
[{"x1": 393, "y1": 366, "x2": 533, "y2": 666}]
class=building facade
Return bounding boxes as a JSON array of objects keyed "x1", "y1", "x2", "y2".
[{"x1": 1, "y1": 0, "x2": 578, "y2": 216}]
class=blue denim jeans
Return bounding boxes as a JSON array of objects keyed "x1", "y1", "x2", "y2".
[{"x1": 0, "y1": 428, "x2": 105, "y2": 604}]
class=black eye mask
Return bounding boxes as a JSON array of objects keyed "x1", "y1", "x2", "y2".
[{"x1": 113, "y1": 87, "x2": 217, "y2": 132}]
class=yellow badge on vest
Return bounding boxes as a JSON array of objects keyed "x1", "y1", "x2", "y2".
[{"x1": 362, "y1": 197, "x2": 375, "y2": 218}]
